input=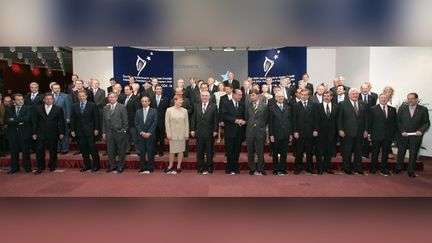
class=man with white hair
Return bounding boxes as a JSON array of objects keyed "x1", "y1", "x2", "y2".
[
  {"x1": 337, "y1": 88, "x2": 368, "y2": 175},
  {"x1": 24, "y1": 82, "x2": 43, "y2": 107}
]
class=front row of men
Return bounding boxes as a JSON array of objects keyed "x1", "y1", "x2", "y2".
[{"x1": 4, "y1": 87, "x2": 430, "y2": 178}]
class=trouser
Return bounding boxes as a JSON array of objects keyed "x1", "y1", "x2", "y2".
[
  {"x1": 154, "y1": 126, "x2": 165, "y2": 155},
  {"x1": 316, "y1": 137, "x2": 336, "y2": 172},
  {"x1": 246, "y1": 137, "x2": 265, "y2": 172},
  {"x1": 77, "y1": 134, "x2": 100, "y2": 169},
  {"x1": 138, "y1": 137, "x2": 155, "y2": 170},
  {"x1": 396, "y1": 136, "x2": 422, "y2": 173},
  {"x1": 294, "y1": 136, "x2": 314, "y2": 171},
  {"x1": 371, "y1": 139, "x2": 392, "y2": 172},
  {"x1": 196, "y1": 137, "x2": 215, "y2": 172},
  {"x1": 9, "y1": 134, "x2": 31, "y2": 171},
  {"x1": 106, "y1": 130, "x2": 127, "y2": 169},
  {"x1": 225, "y1": 136, "x2": 242, "y2": 172},
  {"x1": 57, "y1": 121, "x2": 69, "y2": 152},
  {"x1": 36, "y1": 136, "x2": 58, "y2": 170},
  {"x1": 341, "y1": 136, "x2": 363, "y2": 171},
  {"x1": 126, "y1": 126, "x2": 139, "y2": 153},
  {"x1": 272, "y1": 138, "x2": 288, "y2": 172},
  {"x1": 362, "y1": 137, "x2": 371, "y2": 157}
]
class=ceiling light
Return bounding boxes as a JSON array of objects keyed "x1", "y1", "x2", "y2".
[
  {"x1": 223, "y1": 47, "x2": 235, "y2": 52},
  {"x1": 9, "y1": 47, "x2": 15, "y2": 53},
  {"x1": 32, "y1": 47, "x2": 37, "y2": 52},
  {"x1": 37, "y1": 52, "x2": 43, "y2": 59},
  {"x1": 17, "y1": 52, "x2": 23, "y2": 59}
]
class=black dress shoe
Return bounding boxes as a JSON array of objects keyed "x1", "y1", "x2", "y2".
[
  {"x1": 176, "y1": 168, "x2": 182, "y2": 174},
  {"x1": 294, "y1": 169, "x2": 301, "y2": 175},
  {"x1": 355, "y1": 170, "x2": 365, "y2": 175},
  {"x1": 208, "y1": 169, "x2": 213, "y2": 174},
  {"x1": 35, "y1": 170, "x2": 42, "y2": 175},
  {"x1": 73, "y1": 151, "x2": 81, "y2": 155},
  {"x1": 164, "y1": 167, "x2": 173, "y2": 173},
  {"x1": 279, "y1": 171, "x2": 288, "y2": 175},
  {"x1": 249, "y1": 170, "x2": 255, "y2": 175},
  {"x1": 370, "y1": 169, "x2": 378, "y2": 174},
  {"x1": 25, "y1": 169, "x2": 32, "y2": 173},
  {"x1": 306, "y1": 170, "x2": 317, "y2": 174},
  {"x1": 272, "y1": 171, "x2": 278, "y2": 175},
  {"x1": 117, "y1": 168, "x2": 124, "y2": 173},
  {"x1": 139, "y1": 169, "x2": 145, "y2": 173},
  {"x1": 394, "y1": 169, "x2": 402, "y2": 174},
  {"x1": 224, "y1": 170, "x2": 230, "y2": 174},
  {"x1": 91, "y1": 167, "x2": 100, "y2": 172},
  {"x1": 106, "y1": 167, "x2": 117, "y2": 173},
  {"x1": 7, "y1": 170, "x2": 19, "y2": 174},
  {"x1": 260, "y1": 170, "x2": 267, "y2": 175},
  {"x1": 344, "y1": 169, "x2": 353, "y2": 175},
  {"x1": 408, "y1": 172, "x2": 417, "y2": 178},
  {"x1": 80, "y1": 167, "x2": 90, "y2": 172},
  {"x1": 325, "y1": 170, "x2": 335, "y2": 174},
  {"x1": 49, "y1": 168, "x2": 56, "y2": 172},
  {"x1": 61, "y1": 151, "x2": 69, "y2": 155},
  {"x1": 317, "y1": 171, "x2": 323, "y2": 175}
]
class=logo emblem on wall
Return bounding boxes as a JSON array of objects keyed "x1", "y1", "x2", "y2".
[
  {"x1": 263, "y1": 49, "x2": 280, "y2": 77},
  {"x1": 136, "y1": 52, "x2": 153, "y2": 76}
]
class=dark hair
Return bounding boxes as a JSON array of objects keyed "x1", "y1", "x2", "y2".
[
  {"x1": 155, "y1": 84, "x2": 163, "y2": 89},
  {"x1": 224, "y1": 83, "x2": 233, "y2": 89},
  {"x1": 129, "y1": 76, "x2": 136, "y2": 81},
  {"x1": 323, "y1": 90, "x2": 333, "y2": 97},
  {"x1": 407, "y1": 92, "x2": 418, "y2": 99},
  {"x1": 77, "y1": 90, "x2": 88, "y2": 96},
  {"x1": 250, "y1": 89, "x2": 260, "y2": 95},
  {"x1": 72, "y1": 74, "x2": 79, "y2": 78},
  {"x1": 109, "y1": 78, "x2": 116, "y2": 82},
  {"x1": 233, "y1": 88, "x2": 242, "y2": 95},
  {"x1": 124, "y1": 85, "x2": 132, "y2": 91},
  {"x1": 337, "y1": 84, "x2": 345, "y2": 90},
  {"x1": 12, "y1": 93, "x2": 24, "y2": 100},
  {"x1": 44, "y1": 92, "x2": 54, "y2": 99}
]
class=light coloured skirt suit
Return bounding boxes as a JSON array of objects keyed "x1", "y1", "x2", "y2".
[{"x1": 165, "y1": 106, "x2": 189, "y2": 153}]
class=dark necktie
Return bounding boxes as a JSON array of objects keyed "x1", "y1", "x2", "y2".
[
  {"x1": 382, "y1": 105, "x2": 387, "y2": 118},
  {"x1": 354, "y1": 102, "x2": 358, "y2": 114},
  {"x1": 16, "y1": 106, "x2": 21, "y2": 116},
  {"x1": 326, "y1": 103, "x2": 330, "y2": 118},
  {"x1": 303, "y1": 102, "x2": 307, "y2": 109},
  {"x1": 202, "y1": 103, "x2": 207, "y2": 114}
]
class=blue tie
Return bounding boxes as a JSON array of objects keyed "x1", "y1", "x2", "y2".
[
  {"x1": 80, "y1": 102, "x2": 85, "y2": 113},
  {"x1": 16, "y1": 106, "x2": 21, "y2": 116}
]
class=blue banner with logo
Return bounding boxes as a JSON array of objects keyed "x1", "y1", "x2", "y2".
[
  {"x1": 248, "y1": 47, "x2": 307, "y2": 85},
  {"x1": 113, "y1": 46, "x2": 174, "y2": 98}
]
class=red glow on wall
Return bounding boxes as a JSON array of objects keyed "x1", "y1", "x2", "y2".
[
  {"x1": 11, "y1": 63, "x2": 21, "y2": 73},
  {"x1": 32, "y1": 67, "x2": 40, "y2": 76},
  {"x1": 46, "y1": 69, "x2": 54, "y2": 78}
]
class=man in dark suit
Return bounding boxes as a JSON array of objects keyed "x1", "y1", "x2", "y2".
[
  {"x1": 223, "y1": 71, "x2": 240, "y2": 90},
  {"x1": 332, "y1": 85, "x2": 349, "y2": 104},
  {"x1": 118, "y1": 85, "x2": 140, "y2": 154},
  {"x1": 4, "y1": 94, "x2": 32, "y2": 173},
  {"x1": 268, "y1": 91, "x2": 292, "y2": 175},
  {"x1": 338, "y1": 88, "x2": 369, "y2": 175},
  {"x1": 310, "y1": 85, "x2": 325, "y2": 104},
  {"x1": 360, "y1": 84, "x2": 378, "y2": 158},
  {"x1": 222, "y1": 89, "x2": 246, "y2": 175},
  {"x1": 24, "y1": 82, "x2": 44, "y2": 107},
  {"x1": 190, "y1": 91, "x2": 219, "y2": 174},
  {"x1": 70, "y1": 91, "x2": 101, "y2": 172},
  {"x1": 299, "y1": 73, "x2": 314, "y2": 95},
  {"x1": 207, "y1": 77, "x2": 218, "y2": 94},
  {"x1": 185, "y1": 77, "x2": 198, "y2": 100},
  {"x1": 32, "y1": 93, "x2": 65, "y2": 174},
  {"x1": 107, "y1": 78, "x2": 116, "y2": 94},
  {"x1": 135, "y1": 96, "x2": 158, "y2": 173},
  {"x1": 368, "y1": 93, "x2": 397, "y2": 176},
  {"x1": 315, "y1": 91, "x2": 338, "y2": 174},
  {"x1": 191, "y1": 82, "x2": 216, "y2": 105},
  {"x1": 365, "y1": 81, "x2": 378, "y2": 102},
  {"x1": 67, "y1": 74, "x2": 79, "y2": 94},
  {"x1": 293, "y1": 89, "x2": 317, "y2": 174},
  {"x1": 395, "y1": 93, "x2": 430, "y2": 178},
  {"x1": 244, "y1": 89, "x2": 268, "y2": 175},
  {"x1": 91, "y1": 79, "x2": 106, "y2": 140},
  {"x1": 150, "y1": 85, "x2": 169, "y2": 156},
  {"x1": 330, "y1": 77, "x2": 350, "y2": 98},
  {"x1": 145, "y1": 78, "x2": 159, "y2": 98},
  {"x1": 72, "y1": 80, "x2": 94, "y2": 104},
  {"x1": 264, "y1": 77, "x2": 275, "y2": 95},
  {"x1": 102, "y1": 93, "x2": 128, "y2": 173},
  {"x1": 52, "y1": 83, "x2": 72, "y2": 154}
]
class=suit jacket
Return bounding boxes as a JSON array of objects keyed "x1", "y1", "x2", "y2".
[
  {"x1": 315, "y1": 102, "x2": 339, "y2": 141},
  {"x1": 359, "y1": 93, "x2": 377, "y2": 108},
  {"x1": 330, "y1": 85, "x2": 350, "y2": 98},
  {"x1": 337, "y1": 100, "x2": 368, "y2": 137},
  {"x1": 293, "y1": 101, "x2": 316, "y2": 137},
  {"x1": 67, "y1": 83, "x2": 75, "y2": 94},
  {"x1": 223, "y1": 79, "x2": 240, "y2": 90},
  {"x1": 304, "y1": 82, "x2": 314, "y2": 95},
  {"x1": 245, "y1": 101, "x2": 268, "y2": 138},
  {"x1": 107, "y1": 85, "x2": 114, "y2": 94},
  {"x1": 165, "y1": 107, "x2": 189, "y2": 140},
  {"x1": 208, "y1": 84, "x2": 218, "y2": 94},
  {"x1": 191, "y1": 91, "x2": 216, "y2": 105},
  {"x1": 53, "y1": 92, "x2": 72, "y2": 120},
  {"x1": 190, "y1": 102, "x2": 219, "y2": 138},
  {"x1": 4, "y1": 105, "x2": 32, "y2": 139},
  {"x1": 102, "y1": 103, "x2": 128, "y2": 135},
  {"x1": 0, "y1": 104, "x2": 5, "y2": 127},
  {"x1": 397, "y1": 104, "x2": 430, "y2": 136},
  {"x1": 24, "y1": 92, "x2": 43, "y2": 107},
  {"x1": 32, "y1": 104, "x2": 65, "y2": 139},
  {"x1": 72, "y1": 89, "x2": 94, "y2": 104},
  {"x1": 222, "y1": 100, "x2": 245, "y2": 139},
  {"x1": 119, "y1": 94, "x2": 140, "y2": 128},
  {"x1": 369, "y1": 104, "x2": 397, "y2": 141},
  {"x1": 93, "y1": 88, "x2": 107, "y2": 111},
  {"x1": 150, "y1": 95, "x2": 169, "y2": 129},
  {"x1": 310, "y1": 94, "x2": 323, "y2": 104},
  {"x1": 135, "y1": 107, "x2": 158, "y2": 139},
  {"x1": 332, "y1": 94, "x2": 349, "y2": 104},
  {"x1": 71, "y1": 101, "x2": 100, "y2": 137},
  {"x1": 185, "y1": 85, "x2": 198, "y2": 99},
  {"x1": 268, "y1": 102, "x2": 292, "y2": 140}
]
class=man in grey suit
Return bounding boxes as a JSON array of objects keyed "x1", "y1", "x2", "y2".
[
  {"x1": 102, "y1": 93, "x2": 128, "y2": 173},
  {"x1": 395, "y1": 92, "x2": 430, "y2": 178},
  {"x1": 245, "y1": 89, "x2": 269, "y2": 175},
  {"x1": 135, "y1": 96, "x2": 158, "y2": 173},
  {"x1": 91, "y1": 79, "x2": 106, "y2": 140},
  {"x1": 52, "y1": 83, "x2": 72, "y2": 154}
]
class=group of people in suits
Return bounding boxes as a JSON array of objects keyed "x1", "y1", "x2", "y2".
[{"x1": 1, "y1": 72, "x2": 430, "y2": 178}]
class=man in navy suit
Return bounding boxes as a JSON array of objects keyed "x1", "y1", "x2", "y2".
[
  {"x1": 4, "y1": 94, "x2": 32, "y2": 173},
  {"x1": 32, "y1": 93, "x2": 65, "y2": 174},
  {"x1": 222, "y1": 89, "x2": 246, "y2": 175},
  {"x1": 52, "y1": 83, "x2": 72, "y2": 154},
  {"x1": 70, "y1": 91, "x2": 101, "y2": 172},
  {"x1": 150, "y1": 85, "x2": 169, "y2": 156},
  {"x1": 395, "y1": 93, "x2": 430, "y2": 178},
  {"x1": 135, "y1": 96, "x2": 158, "y2": 173},
  {"x1": 24, "y1": 82, "x2": 44, "y2": 107}
]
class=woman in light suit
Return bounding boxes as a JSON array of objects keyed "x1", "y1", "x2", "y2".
[{"x1": 164, "y1": 94, "x2": 189, "y2": 174}]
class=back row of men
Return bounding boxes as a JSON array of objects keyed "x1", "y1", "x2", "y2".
[{"x1": 0, "y1": 73, "x2": 429, "y2": 178}]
